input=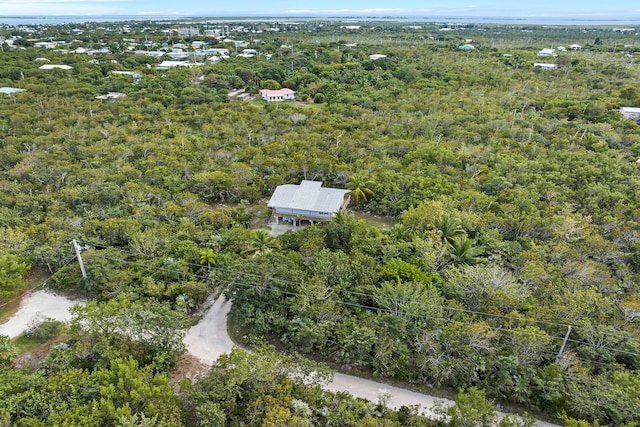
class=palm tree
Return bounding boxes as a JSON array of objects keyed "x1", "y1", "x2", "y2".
[
  {"x1": 199, "y1": 248, "x2": 216, "y2": 271},
  {"x1": 245, "y1": 229, "x2": 280, "y2": 256},
  {"x1": 332, "y1": 209, "x2": 356, "y2": 226},
  {"x1": 346, "y1": 172, "x2": 375, "y2": 207},
  {"x1": 386, "y1": 223, "x2": 414, "y2": 243},
  {"x1": 435, "y1": 215, "x2": 466, "y2": 244},
  {"x1": 449, "y1": 236, "x2": 484, "y2": 265}
]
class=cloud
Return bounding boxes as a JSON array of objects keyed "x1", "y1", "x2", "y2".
[{"x1": 1, "y1": 0, "x2": 136, "y2": 15}]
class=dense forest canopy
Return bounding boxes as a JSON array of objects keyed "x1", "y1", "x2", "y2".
[{"x1": 1, "y1": 19, "x2": 640, "y2": 426}]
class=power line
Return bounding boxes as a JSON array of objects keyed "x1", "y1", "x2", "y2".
[
  {"x1": 85, "y1": 250, "x2": 640, "y2": 360},
  {"x1": 80, "y1": 241, "x2": 637, "y2": 342},
  {"x1": 234, "y1": 295, "x2": 620, "y2": 370}
]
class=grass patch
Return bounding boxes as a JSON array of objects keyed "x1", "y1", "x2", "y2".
[
  {"x1": 225, "y1": 311, "x2": 252, "y2": 351},
  {"x1": 12, "y1": 334, "x2": 51, "y2": 354},
  {"x1": 11, "y1": 319, "x2": 68, "y2": 364},
  {"x1": 0, "y1": 298, "x2": 23, "y2": 324},
  {"x1": 351, "y1": 210, "x2": 399, "y2": 228}
]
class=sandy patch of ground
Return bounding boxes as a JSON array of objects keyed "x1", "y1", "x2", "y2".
[
  {"x1": 267, "y1": 222, "x2": 302, "y2": 236},
  {"x1": 183, "y1": 294, "x2": 235, "y2": 365},
  {"x1": 0, "y1": 290, "x2": 81, "y2": 338}
]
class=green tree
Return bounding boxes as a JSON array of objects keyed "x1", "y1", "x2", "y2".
[
  {"x1": 435, "y1": 215, "x2": 467, "y2": 244},
  {"x1": 448, "y1": 387, "x2": 497, "y2": 427},
  {"x1": 195, "y1": 402, "x2": 226, "y2": 427},
  {"x1": 0, "y1": 252, "x2": 31, "y2": 298},
  {"x1": 0, "y1": 336, "x2": 16, "y2": 367},
  {"x1": 244, "y1": 229, "x2": 280, "y2": 256},
  {"x1": 262, "y1": 79, "x2": 281, "y2": 90},
  {"x1": 70, "y1": 294, "x2": 188, "y2": 370},
  {"x1": 347, "y1": 172, "x2": 375, "y2": 207},
  {"x1": 373, "y1": 279, "x2": 444, "y2": 321},
  {"x1": 449, "y1": 237, "x2": 484, "y2": 265}
]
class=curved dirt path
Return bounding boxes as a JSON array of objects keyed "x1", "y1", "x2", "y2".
[
  {"x1": 0, "y1": 290, "x2": 79, "y2": 338},
  {"x1": 183, "y1": 294, "x2": 235, "y2": 364},
  {"x1": 2, "y1": 290, "x2": 560, "y2": 426},
  {"x1": 184, "y1": 295, "x2": 560, "y2": 427}
]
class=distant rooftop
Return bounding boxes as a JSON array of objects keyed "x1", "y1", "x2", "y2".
[
  {"x1": 0, "y1": 87, "x2": 25, "y2": 95},
  {"x1": 39, "y1": 64, "x2": 72, "y2": 70}
]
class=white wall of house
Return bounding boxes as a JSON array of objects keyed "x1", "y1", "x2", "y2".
[
  {"x1": 273, "y1": 208, "x2": 335, "y2": 219},
  {"x1": 262, "y1": 93, "x2": 295, "y2": 102}
]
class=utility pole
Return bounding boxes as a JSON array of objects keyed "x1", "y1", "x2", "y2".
[
  {"x1": 70, "y1": 239, "x2": 87, "y2": 279},
  {"x1": 556, "y1": 325, "x2": 572, "y2": 361}
]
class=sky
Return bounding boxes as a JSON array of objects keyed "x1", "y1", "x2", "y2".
[{"x1": 1, "y1": 0, "x2": 639, "y2": 20}]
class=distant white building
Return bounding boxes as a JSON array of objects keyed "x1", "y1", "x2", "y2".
[
  {"x1": 155, "y1": 61, "x2": 202, "y2": 69},
  {"x1": 0, "y1": 87, "x2": 26, "y2": 95},
  {"x1": 167, "y1": 51, "x2": 189, "y2": 60},
  {"x1": 534, "y1": 63, "x2": 559, "y2": 70},
  {"x1": 178, "y1": 26, "x2": 200, "y2": 37},
  {"x1": 268, "y1": 180, "x2": 351, "y2": 225},
  {"x1": 369, "y1": 54, "x2": 387, "y2": 60},
  {"x1": 260, "y1": 88, "x2": 295, "y2": 102},
  {"x1": 111, "y1": 70, "x2": 142, "y2": 83},
  {"x1": 204, "y1": 48, "x2": 230, "y2": 56},
  {"x1": 620, "y1": 107, "x2": 640, "y2": 122},
  {"x1": 95, "y1": 92, "x2": 127, "y2": 100},
  {"x1": 538, "y1": 48, "x2": 557, "y2": 57},
  {"x1": 34, "y1": 41, "x2": 57, "y2": 49},
  {"x1": 39, "y1": 64, "x2": 72, "y2": 70}
]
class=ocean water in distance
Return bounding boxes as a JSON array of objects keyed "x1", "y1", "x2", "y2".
[{"x1": 0, "y1": 15, "x2": 639, "y2": 26}]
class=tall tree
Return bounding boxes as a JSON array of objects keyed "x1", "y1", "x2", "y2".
[
  {"x1": 244, "y1": 229, "x2": 280, "y2": 256},
  {"x1": 346, "y1": 172, "x2": 375, "y2": 207}
]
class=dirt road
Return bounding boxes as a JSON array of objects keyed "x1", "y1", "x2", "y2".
[
  {"x1": 0, "y1": 290, "x2": 79, "y2": 338},
  {"x1": 2, "y1": 290, "x2": 559, "y2": 426},
  {"x1": 183, "y1": 294, "x2": 235, "y2": 364},
  {"x1": 184, "y1": 295, "x2": 560, "y2": 427}
]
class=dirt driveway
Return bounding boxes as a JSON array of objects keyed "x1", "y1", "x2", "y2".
[{"x1": 0, "y1": 290, "x2": 80, "y2": 338}]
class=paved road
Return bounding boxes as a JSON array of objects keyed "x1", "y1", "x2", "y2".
[{"x1": 184, "y1": 295, "x2": 560, "y2": 427}]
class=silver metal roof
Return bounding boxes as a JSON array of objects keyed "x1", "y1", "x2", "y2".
[{"x1": 268, "y1": 180, "x2": 350, "y2": 213}]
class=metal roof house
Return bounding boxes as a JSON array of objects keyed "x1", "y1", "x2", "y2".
[
  {"x1": 537, "y1": 48, "x2": 557, "y2": 57},
  {"x1": 260, "y1": 88, "x2": 295, "y2": 102},
  {"x1": 0, "y1": 87, "x2": 26, "y2": 95},
  {"x1": 620, "y1": 107, "x2": 640, "y2": 122},
  {"x1": 534, "y1": 63, "x2": 558, "y2": 70},
  {"x1": 268, "y1": 181, "x2": 351, "y2": 226},
  {"x1": 39, "y1": 64, "x2": 73, "y2": 70}
]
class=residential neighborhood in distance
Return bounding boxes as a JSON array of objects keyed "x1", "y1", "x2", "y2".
[{"x1": 1, "y1": 15, "x2": 640, "y2": 427}]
